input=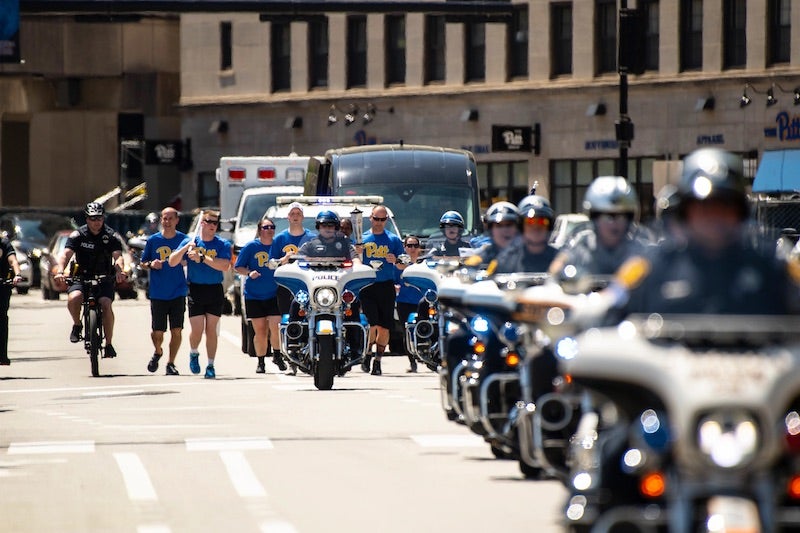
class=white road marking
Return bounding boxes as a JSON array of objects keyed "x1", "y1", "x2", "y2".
[
  {"x1": 220, "y1": 450, "x2": 267, "y2": 498},
  {"x1": 185, "y1": 437, "x2": 273, "y2": 451},
  {"x1": 410, "y1": 434, "x2": 486, "y2": 448},
  {"x1": 0, "y1": 382, "x2": 206, "y2": 395},
  {"x1": 114, "y1": 452, "x2": 158, "y2": 501},
  {"x1": 260, "y1": 520, "x2": 298, "y2": 533},
  {"x1": 137, "y1": 525, "x2": 172, "y2": 533},
  {"x1": 219, "y1": 330, "x2": 239, "y2": 346},
  {"x1": 8, "y1": 441, "x2": 95, "y2": 454},
  {"x1": 83, "y1": 390, "x2": 146, "y2": 397}
]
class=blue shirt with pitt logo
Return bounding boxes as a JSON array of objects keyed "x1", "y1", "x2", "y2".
[
  {"x1": 362, "y1": 230, "x2": 404, "y2": 283},
  {"x1": 270, "y1": 229, "x2": 315, "y2": 261},
  {"x1": 142, "y1": 231, "x2": 187, "y2": 300},
  {"x1": 235, "y1": 239, "x2": 278, "y2": 300},
  {"x1": 179, "y1": 234, "x2": 232, "y2": 285}
]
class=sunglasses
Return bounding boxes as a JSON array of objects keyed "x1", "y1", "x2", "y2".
[
  {"x1": 87, "y1": 216, "x2": 103, "y2": 221},
  {"x1": 261, "y1": 224, "x2": 276, "y2": 230},
  {"x1": 595, "y1": 213, "x2": 630, "y2": 224},
  {"x1": 525, "y1": 217, "x2": 551, "y2": 228},
  {"x1": 319, "y1": 222, "x2": 337, "y2": 228},
  {"x1": 404, "y1": 243, "x2": 421, "y2": 248},
  {"x1": 371, "y1": 216, "x2": 388, "y2": 222},
  {"x1": 204, "y1": 219, "x2": 219, "y2": 226},
  {"x1": 443, "y1": 223, "x2": 461, "y2": 228}
]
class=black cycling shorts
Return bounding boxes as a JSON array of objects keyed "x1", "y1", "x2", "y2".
[
  {"x1": 187, "y1": 283, "x2": 224, "y2": 317},
  {"x1": 245, "y1": 296, "x2": 280, "y2": 319},
  {"x1": 151, "y1": 296, "x2": 186, "y2": 331},
  {"x1": 359, "y1": 280, "x2": 396, "y2": 329}
]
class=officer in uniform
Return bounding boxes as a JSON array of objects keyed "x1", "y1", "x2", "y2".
[
  {"x1": 0, "y1": 234, "x2": 24, "y2": 365},
  {"x1": 425, "y1": 210, "x2": 472, "y2": 259},
  {"x1": 463, "y1": 202, "x2": 520, "y2": 268},
  {"x1": 493, "y1": 195, "x2": 558, "y2": 274},
  {"x1": 298, "y1": 211, "x2": 359, "y2": 260}
]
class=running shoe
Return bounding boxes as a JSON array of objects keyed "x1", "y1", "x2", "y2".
[
  {"x1": 104, "y1": 344, "x2": 117, "y2": 358},
  {"x1": 69, "y1": 324, "x2": 82, "y2": 343},
  {"x1": 165, "y1": 363, "x2": 179, "y2": 376},
  {"x1": 204, "y1": 364, "x2": 215, "y2": 379},
  {"x1": 147, "y1": 353, "x2": 161, "y2": 373},
  {"x1": 189, "y1": 352, "x2": 200, "y2": 374}
]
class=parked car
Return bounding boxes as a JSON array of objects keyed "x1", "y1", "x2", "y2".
[
  {"x1": 12, "y1": 244, "x2": 32, "y2": 295},
  {"x1": 39, "y1": 229, "x2": 138, "y2": 300},
  {"x1": 0, "y1": 211, "x2": 77, "y2": 288}
]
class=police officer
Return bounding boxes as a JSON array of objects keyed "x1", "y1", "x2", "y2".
[
  {"x1": 425, "y1": 210, "x2": 472, "y2": 258},
  {"x1": 463, "y1": 202, "x2": 520, "y2": 268},
  {"x1": 298, "y1": 211, "x2": 359, "y2": 260},
  {"x1": 493, "y1": 195, "x2": 559, "y2": 274},
  {"x1": 614, "y1": 148, "x2": 800, "y2": 316},
  {"x1": 54, "y1": 202, "x2": 128, "y2": 358},
  {"x1": 0, "y1": 234, "x2": 24, "y2": 365}
]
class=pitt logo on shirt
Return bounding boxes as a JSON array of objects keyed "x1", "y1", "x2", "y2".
[
  {"x1": 255, "y1": 251, "x2": 271, "y2": 267},
  {"x1": 363, "y1": 242, "x2": 389, "y2": 258},
  {"x1": 156, "y1": 246, "x2": 174, "y2": 261}
]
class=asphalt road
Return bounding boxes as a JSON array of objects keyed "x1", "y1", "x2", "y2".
[{"x1": 1, "y1": 289, "x2": 567, "y2": 533}]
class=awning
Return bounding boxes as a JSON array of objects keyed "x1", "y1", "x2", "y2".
[{"x1": 752, "y1": 149, "x2": 800, "y2": 193}]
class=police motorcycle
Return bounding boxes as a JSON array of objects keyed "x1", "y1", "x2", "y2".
[
  {"x1": 400, "y1": 259, "x2": 447, "y2": 372},
  {"x1": 272, "y1": 254, "x2": 376, "y2": 390},
  {"x1": 552, "y1": 313, "x2": 800, "y2": 533}
]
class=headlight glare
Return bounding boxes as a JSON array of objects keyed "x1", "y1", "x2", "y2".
[
  {"x1": 697, "y1": 411, "x2": 759, "y2": 468},
  {"x1": 314, "y1": 287, "x2": 337, "y2": 307}
]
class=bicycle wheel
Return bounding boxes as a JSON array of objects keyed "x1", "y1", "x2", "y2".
[{"x1": 88, "y1": 308, "x2": 101, "y2": 377}]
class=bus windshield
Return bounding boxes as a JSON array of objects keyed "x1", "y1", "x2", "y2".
[{"x1": 341, "y1": 183, "x2": 476, "y2": 238}]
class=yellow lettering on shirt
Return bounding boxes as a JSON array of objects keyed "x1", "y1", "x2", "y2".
[
  {"x1": 364, "y1": 242, "x2": 389, "y2": 258},
  {"x1": 283, "y1": 244, "x2": 299, "y2": 256},
  {"x1": 196, "y1": 247, "x2": 218, "y2": 259},
  {"x1": 156, "y1": 246, "x2": 173, "y2": 261},
  {"x1": 255, "y1": 251, "x2": 271, "y2": 268}
]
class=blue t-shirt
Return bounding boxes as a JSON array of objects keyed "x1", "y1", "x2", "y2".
[
  {"x1": 179, "y1": 234, "x2": 232, "y2": 285},
  {"x1": 235, "y1": 239, "x2": 278, "y2": 300},
  {"x1": 270, "y1": 228, "x2": 315, "y2": 260},
  {"x1": 362, "y1": 230, "x2": 404, "y2": 283},
  {"x1": 142, "y1": 231, "x2": 188, "y2": 300}
]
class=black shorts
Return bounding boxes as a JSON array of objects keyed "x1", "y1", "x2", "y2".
[
  {"x1": 359, "y1": 280, "x2": 396, "y2": 329},
  {"x1": 245, "y1": 296, "x2": 280, "y2": 319},
  {"x1": 151, "y1": 297, "x2": 186, "y2": 331},
  {"x1": 68, "y1": 278, "x2": 116, "y2": 301},
  {"x1": 187, "y1": 283, "x2": 224, "y2": 317}
]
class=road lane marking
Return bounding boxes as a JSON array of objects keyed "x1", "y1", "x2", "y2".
[
  {"x1": 260, "y1": 520, "x2": 298, "y2": 533},
  {"x1": 7, "y1": 441, "x2": 95, "y2": 454},
  {"x1": 0, "y1": 382, "x2": 207, "y2": 395},
  {"x1": 220, "y1": 450, "x2": 267, "y2": 498},
  {"x1": 83, "y1": 390, "x2": 146, "y2": 397},
  {"x1": 185, "y1": 437, "x2": 273, "y2": 451},
  {"x1": 410, "y1": 434, "x2": 486, "y2": 448},
  {"x1": 219, "y1": 330, "x2": 239, "y2": 346},
  {"x1": 137, "y1": 526, "x2": 172, "y2": 533},
  {"x1": 113, "y1": 452, "x2": 158, "y2": 501}
]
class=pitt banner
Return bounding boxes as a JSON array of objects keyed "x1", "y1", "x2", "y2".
[{"x1": 0, "y1": 0, "x2": 20, "y2": 63}]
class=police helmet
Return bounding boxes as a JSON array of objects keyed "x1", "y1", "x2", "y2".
[
  {"x1": 145, "y1": 212, "x2": 159, "y2": 224},
  {"x1": 582, "y1": 176, "x2": 639, "y2": 220},
  {"x1": 439, "y1": 210, "x2": 465, "y2": 229},
  {"x1": 517, "y1": 195, "x2": 555, "y2": 228},
  {"x1": 84, "y1": 202, "x2": 105, "y2": 217},
  {"x1": 484, "y1": 201, "x2": 520, "y2": 226},
  {"x1": 315, "y1": 210, "x2": 340, "y2": 230},
  {"x1": 677, "y1": 148, "x2": 748, "y2": 220}
]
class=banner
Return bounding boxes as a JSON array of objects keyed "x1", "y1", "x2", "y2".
[
  {"x1": 491, "y1": 125, "x2": 532, "y2": 152},
  {"x1": 0, "y1": 0, "x2": 20, "y2": 63}
]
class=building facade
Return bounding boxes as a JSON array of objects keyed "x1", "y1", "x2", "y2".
[{"x1": 2, "y1": 1, "x2": 799, "y2": 220}]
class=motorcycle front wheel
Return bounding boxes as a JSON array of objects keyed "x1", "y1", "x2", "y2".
[
  {"x1": 314, "y1": 336, "x2": 336, "y2": 390},
  {"x1": 87, "y1": 308, "x2": 101, "y2": 377}
]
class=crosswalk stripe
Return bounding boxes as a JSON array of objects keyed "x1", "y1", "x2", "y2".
[
  {"x1": 220, "y1": 450, "x2": 267, "y2": 498},
  {"x1": 114, "y1": 452, "x2": 158, "y2": 501},
  {"x1": 7, "y1": 441, "x2": 95, "y2": 454},
  {"x1": 185, "y1": 437, "x2": 273, "y2": 451}
]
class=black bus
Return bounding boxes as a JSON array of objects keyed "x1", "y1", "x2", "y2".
[{"x1": 305, "y1": 144, "x2": 482, "y2": 240}]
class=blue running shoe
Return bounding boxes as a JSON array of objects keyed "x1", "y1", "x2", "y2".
[
  {"x1": 204, "y1": 364, "x2": 215, "y2": 379},
  {"x1": 189, "y1": 352, "x2": 201, "y2": 374}
]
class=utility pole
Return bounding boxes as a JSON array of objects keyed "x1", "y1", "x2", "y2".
[{"x1": 616, "y1": 1, "x2": 643, "y2": 179}]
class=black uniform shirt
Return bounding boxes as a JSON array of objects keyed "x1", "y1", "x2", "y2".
[{"x1": 65, "y1": 225, "x2": 123, "y2": 276}]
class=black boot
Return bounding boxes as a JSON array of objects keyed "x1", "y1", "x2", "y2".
[
  {"x1": 408, "y1": 356, "x2": 418, "y2": 373},
  {"x1": 361, "y1": 353, "x2": 372, "y2": 373},
  {"x1": 256, "y1": 356, "x2": 266, "y2": 374},
  {"x1": 272, "y1": 351, "x2": 287, "y2": 371},
  {"x1": 371, "y1": 359, "x2": 382, "y2": 376}
]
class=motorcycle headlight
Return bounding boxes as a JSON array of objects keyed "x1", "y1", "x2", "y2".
[
  {"x1": 423, "y1": 289, "x2": 437, "y2": 304},
  {"x1": 295, "y1": 290, "x2": 310, "y2": 306},
  {"x1": 469, "y1": 315, "x2": 491, "y2": 340},
  {"x1": 314, "y1": 287, "x2": 337, "y2": 307},
  {"x1": 697, "y1": 411, "x2": 759, "y2": 468}
]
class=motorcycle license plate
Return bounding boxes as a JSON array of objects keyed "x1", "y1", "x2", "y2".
[{"x1": 705, "y1": 496, "x2": 761, "y2": 533}]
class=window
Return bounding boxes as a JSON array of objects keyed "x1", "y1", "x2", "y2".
[
  {"x1": 551, "y1": 3, "x2": 572, "y2": 76},
  {"x1": 198, "y1": 171, "x2": 219, "y2": 207},
  {"x1": 385, "y1": 15, "x2": 406, "y2": 86},
  {"x1": 220, "y1": 21, "x2": 232, "y2": 71},
  {"x1": 308, "y1": 18, "x2": 329, "y2": 89},
  {"x1": 464, "y1": 21, "x2": 485, "y2": 82},
  {"x1": 680, "y1": 0, "x2": 703, "y2": 71},
  {"x1": 508, "y1": 6, "x2": 529, "y2": 79},
  {"x1": 271, "y1": 21, "x2": 291, "y2": 92},
  {"x1": 347, "y1": 16, "x2": 367, "y2": 88},
  {"x1": 768, "y1": 0, "x2": 791, "y2": 65},
  {"x1": 596, "y1": 0, "x2": 617, "y2": 74},
  {"x1": 476, "y1": 161, "x2": 530, "y2": 208},
  {"x1": 642, "y1": 0, "x2": 660, "y2": 71},
  {"x1": 424, "y1": 15, "x2": 446, "y2": 83},
  {"x1": 723, "y1": 0, "x2": 746, "y2": 69}
]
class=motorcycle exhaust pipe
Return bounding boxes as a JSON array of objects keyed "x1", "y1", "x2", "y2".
[
  {"x1": 537, "y1": 393, "x2": 575, "y2": 432},
  {"x1": 414, "y1": 320, "x2": 435, "y2": 340},
  {"x1": 285, "y1": 322, "x2": 304, "y2": 341}
]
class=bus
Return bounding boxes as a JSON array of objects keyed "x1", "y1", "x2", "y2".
[{"x1": 304, "y1": 144, "x2": 481, "y2": 241}]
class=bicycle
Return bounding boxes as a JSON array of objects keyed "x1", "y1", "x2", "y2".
[{"x1": 65, "y1": 274, "x2": 113, "y2": 377}]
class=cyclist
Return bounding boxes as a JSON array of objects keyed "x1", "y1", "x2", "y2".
[
  {"x1": 1, "y1": 234, "x2": 24, "y2": 365},
  {"x1": 54, "y1": 202, "x2": 128, "y2": 358}
]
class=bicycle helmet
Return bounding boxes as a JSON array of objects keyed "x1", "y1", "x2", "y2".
[
  {"x1": 85, "y1": 202, "x2": 105, "y2": 217},
  {"x1": 517, "y1": 195, "x2": 555, "y2": 228},
  {"x1": 315, "y1": 210, "x2": 340, "y2": 230},
  {"x1": 439, "y1": 210, "x2": 465, "y2": 229},
  {"x1": 483, "y1": 201, "x2": 520, "y2": 226},
  {"x1": 582, "y1": 176, "x2": 639, "y2": 221},
  {"x1": 677, "y1": 148, "x2": 748, "y2": 220}
]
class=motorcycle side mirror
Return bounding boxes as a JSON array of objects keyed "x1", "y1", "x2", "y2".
[
  {"x1": 369, "y1": 260, "x2": 383, "y2": 270},
  {"x1": 268, "y1": 259, "x2": 280, "y2": 270},
  {"x1": 397, "y1": 254, "x2": 411, "y2": 265}
]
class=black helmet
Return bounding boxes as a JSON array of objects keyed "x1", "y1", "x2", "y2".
[
  {"x1": 484, "y1": 201, "x2": 520, "y2": 226},
  {"x1": 517, "y1": 195, "x2": 555, "y2": 228},
  {"x1": 582, "y1": 176, "x2": 639, "y2": 220},
  {"x1": 678, "y1": 148, "x2": 748, "y2": 220},
  {"x1": 439, "y1": 210, "x2": 465, "y2": 229},
  {"x1": 85, "y1": 202, "x2": 105, "y2": 217},
  {"x1": 315, "y1": 210, "x2": 340, "y2": 230}
]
